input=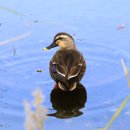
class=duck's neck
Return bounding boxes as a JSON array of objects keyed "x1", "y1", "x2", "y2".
[{"x1": 59, "y1": 45, "x2": 77, "y2": 50}]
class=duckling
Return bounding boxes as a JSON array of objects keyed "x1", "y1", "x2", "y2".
[{"x1": 43, "y1": 32, "x2": 86, "y2": 91}]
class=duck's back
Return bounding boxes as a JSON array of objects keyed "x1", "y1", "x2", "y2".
[{"x1": 49, "y1": 49, "x2": 86, "y2": 83}]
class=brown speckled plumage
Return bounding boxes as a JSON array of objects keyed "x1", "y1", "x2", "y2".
[{"x1": 49, "y1": 49, "x2": 86, "y2": 90}]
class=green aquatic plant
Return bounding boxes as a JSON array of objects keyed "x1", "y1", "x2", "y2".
[
  {"x1": 104, "y1": 95, "x2": 130, "y2": 130},
  {"x1": 97, "y1": 95, "x2": 130, "y2": 130},
  {"x1": 97, "y1": 59, "x2": 130, "y2": 130},
  {"x1": 24, "y1": 89, "x2": 48, "y2": 130}
]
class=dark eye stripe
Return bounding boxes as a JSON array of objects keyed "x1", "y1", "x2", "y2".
[{"x1": 54, "y1": 37, "x2": 63, "y2": 43}]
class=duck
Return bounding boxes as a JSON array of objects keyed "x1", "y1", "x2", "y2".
[{"x1": 43, "y1": 32, "x2": 86, "y2": 91}]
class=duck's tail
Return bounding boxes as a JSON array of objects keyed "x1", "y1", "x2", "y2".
[{"x1": 53, "y1": 72, "x2": 76, "y2": 91}]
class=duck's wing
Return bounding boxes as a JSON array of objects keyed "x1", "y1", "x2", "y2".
[
  {"x1": 50, "y1": 50, "x2": 86, "y2": 83},
  {"x1": 64, "y1": 51, "x2": 86, "y2": 82}
]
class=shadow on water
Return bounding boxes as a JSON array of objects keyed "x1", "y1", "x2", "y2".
[{"x1": 48, "y1": 83, "x2": 87, "y2": 119}]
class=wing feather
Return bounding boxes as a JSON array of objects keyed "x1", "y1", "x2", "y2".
[{"x1": 50, "y1": 49, "x2": 86, "y2": 83}]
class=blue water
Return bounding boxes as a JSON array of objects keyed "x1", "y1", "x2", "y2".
[{"x1": 0, "y1": 0, "x2": 130, "y2": 130}]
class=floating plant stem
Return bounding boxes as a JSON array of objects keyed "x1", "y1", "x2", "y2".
[
  {"x1": 0, "y1": 5, "x2": 23, "y2": 16},
  {"x1": 121, "y1": 58, "x2": 130, "y2": 87},
  {"x1": 121, "y1": 58, "x2": 128, "y2": 77},
  {"x1": 0, "y1": 31, "x2": 32, "y2": 45}
]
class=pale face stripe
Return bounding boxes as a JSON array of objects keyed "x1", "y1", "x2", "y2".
[{"x1": 55, "y1": 35, "x2": 69, "y2": 40}]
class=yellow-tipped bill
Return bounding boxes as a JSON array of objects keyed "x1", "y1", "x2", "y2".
[{"x1": 43, "y1": 48, "x2": 49, "y2": 51}]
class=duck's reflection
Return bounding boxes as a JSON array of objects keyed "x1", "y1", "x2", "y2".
[{"x1": 48, "y1": 83, "x2": 87, "y2": 119}]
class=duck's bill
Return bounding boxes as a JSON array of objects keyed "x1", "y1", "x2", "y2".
[
  {"x1": 43, "y1": 42, "x2": 58, "y2": 50},
  {"x1": 43, "y1": 48, "x2": 49, "y2": 51}
]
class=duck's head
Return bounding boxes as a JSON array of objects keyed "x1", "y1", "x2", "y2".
[{"x1": 43, "y1": 32, "x2": 75, "y2": 50}]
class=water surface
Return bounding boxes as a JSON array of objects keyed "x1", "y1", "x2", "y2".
[{"x1": 0, "y1": 0, "x2": 130, "y2": 130}]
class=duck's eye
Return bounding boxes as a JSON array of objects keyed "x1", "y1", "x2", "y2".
[{"x1": 56, "y1": 40, "x2": 60, "y2": 45}]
